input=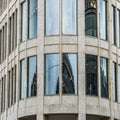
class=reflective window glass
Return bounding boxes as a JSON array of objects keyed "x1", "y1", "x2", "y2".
[
  {"x1": 85, "y1": 0, "x2": 97, "y2": 37},
  {"x1": 62, "y1": 0, "x2": 76, "y2": 34},
  {"x1": 20, "y1": 59, "x2": 25, "y2": 99},
  {"x1": 86, "y1": 54, "x2": 98, "y2": 96},
  {"x1": 27, "y1": 56, "x2": 37, "y2": 97},
  {"x1": 99, "y1": 0, "x2": 107, "y2": 40},
  {"x1": 112, "y1": 6, "x2": 116, "y2": 45},
  {"x1": 45, "y1": 54, "x2": 59, "y2": 95},
  {"x1": 29, "y1": 0, "x2": 38, "y2": 39},
  {"x1": 113, "y1": 62, "x2": 117, "y2": 101},
  {"x1": 100, "y1": 57, "x2": 108, "y2": 98},
  {"x1": 21, "y1": 2, "x2": 27, "y2": 41},
  {"x1": 62, "y1": 54, "x2": 77, "y2": 94},
  {"x1": 46, "y1": 0, "x2": 59, "y2": 35},
  {"x1": 118, "y1": 65, "x2": 120, "y2": 103}
]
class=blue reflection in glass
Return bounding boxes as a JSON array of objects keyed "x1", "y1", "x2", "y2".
[
  {"x1": 45, "y1": 54, "x2": 59, "y2": 95},
  {"x1": 46, "y1": 0, "x2": 59, "y2": 35},
  {"x1": 29, "y1": 0, "x2": 38, "y2": 39},
  {"x1": 62, "y1": 0, "x2": 76, "y2": 34},
  {"x1": 99, "y1": 0, "x2": 107, "y2": 40}
]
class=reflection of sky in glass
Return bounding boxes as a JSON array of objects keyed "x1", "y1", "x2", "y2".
[
  {"x1": 46, "y1": 0, "x2": 59, "y2": 35},
  {"x1": 62, "y1": 0, "x2": 76, "y2": 34},
  {"x1": 29, "y1": 0, "x2": 37, "y2": 39},
  {"x1": 21, "y1": 59, "x2": 25, "y2": 99},
  {"x1": 66, "y1": 54, "x2": 77, "y2": 94},
  {"x1": 46, "y1": 54, "x2": 59, "y2": 95},
  {"x1": 99, "y1": 0, "x2": 106, "y2": 40},
  {"x1": 28, "y1": 56, "x2": 37, "y2": 97},
  {"x1": 21, "y1": 2, "x2": 27, "y2": 41}
]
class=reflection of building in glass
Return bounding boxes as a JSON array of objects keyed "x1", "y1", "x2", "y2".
[
  {"x1": 85, "y1": 0, "x2": 97, "y2": 37},
  {"x1": 31, "y1": 73, "x2": 37, "y2": 96},
  {"x1": 62, "y1": 54, "x2": 75, "y2": 94}
]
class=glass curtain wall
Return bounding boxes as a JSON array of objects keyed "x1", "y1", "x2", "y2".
[
  {"x1": 27, "y1": 56, "x2": 37, "y2": 97},
  {"x1": 86, "y1": 54, "x2": 98, "y2": 96},
  {"x1": 100, "y1": 57, "x2": 108, "y2": 98}
]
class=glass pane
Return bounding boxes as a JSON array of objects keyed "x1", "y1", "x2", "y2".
[
  {"x1": 27, "y1": 56, "x2": 37, "y2": 97},
  {"x1": 112, "y1": 6, "x2": 116, "y2": 45},
  {"x1": 46, "y1": 0, "x2": 59, "y2": 35},
  {"x1": 20, "y1": 59, "x2": 25, "y2": 99},
  {"x1": 62, "y1": 0, "x2": 76, "y2": 34},
  {"x1": 86, "y1": 54, "x2": 98, "y2": 96},
  {"x1": 21, "y1": 2, "x2": 27, "y2": 41},
  {"x1": 113, "y1": 62, "x2": 117, "y2": 101},
  {"x1": 85, "y1": 0, "x2": 97, "y2": 37},
  {"x1": 62, "y1": 54, "x2": 77, "y2": 94},
  {"x1": 29, "y1": 0, "x2": 38, "y2": 39},
  {"x1": 100, "y1": 57, "x2": 108, "y2": 98},
  {"x1": 118, "y1": 65, "x2": 120, "y2": 103},
  {"x1": 117, "y1": 10, "x2": 120, "y2": 47},
  {"x1": 45, "y1": 54, "x2": 59, "y2": 95},
  {"x1": 99, "y1": 0, "x2": 107, "y2": 40}
]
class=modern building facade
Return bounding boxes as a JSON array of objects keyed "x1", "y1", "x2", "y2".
[{"x1": 0, "y1": 0, "x2": 120, "y2": 120}]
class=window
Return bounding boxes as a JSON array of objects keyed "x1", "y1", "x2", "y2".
[
  {"x1": 11, "y1": 68, "x2": 14, "y2": 105},
  {"x1": 117, "y1": 9, "x2": 120, "y2": 47},
  {"x1": 62, "y1": 54, "x2": 77, "y2": 94},
  {"x1": 85, "y1": 0, "x2": 97, "y2": 37},
  {"x1": 8, "y1": 71, "x2": 10, "y2": 107},
  {"x1": 112, "y1": 5, "x2": 116, "y2": 45},
  {"x1": 45, "y1": 54, "x2": 77, "y2": 95},
  {"x1": 28, "y1": 0, "x2": 38, "y2": 39},
  {"x1": 86, "y1": 54, "x2": 98, "y2": 96},
  {"x1": 21, "y1": 2, "x2": 27, "y2": 41},
  {"x1": 45, "y1": 54, "x2": 59, "y2": 95},
  {"x1": 99, "y1": 0, "x2": 107, "y2": 40},
  {"x1": 62, "y1": 0, "x2": 76, "y2": 34},
  {"x1": 113, "y1": 62, "x2": 117, "y2": 101},
  {"x1": 100, "y1": 57, "x2": 108, "y2": 98},
  {"x1": 14, "y1": 65, "x2": 17, "y2": 103},
  {"x1": 20, "y1": 59, "x2": 25, "y2": 99},
  {"x1": 46, "y1": 0, "x2": 59, "y2": 35},
  {"x1": 27, "y1": 56, "x2": 37, "y2": 97},
  {"x1": 118, "y1": 65, "x2": 120, "y2": 103},
  {"x1": 0, "y1": 30, "x2": 1, "y2": 63},
  {"x1": 46, "y1": 0, "x2": 76, "y2": 35}
]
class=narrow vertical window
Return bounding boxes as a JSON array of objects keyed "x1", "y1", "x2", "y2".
[
  {"x1": 8, "y1": 71, "x2": 10, "y2": 107},
  {"x1": 4, "y1": 23, "x2": 7, "y2": 59},
  {"x1": 15, "y1": 10, "x2": 17, "y2": 47},
  {"x1": 45, "y1": 54, "x2": 59, "y2": 95},
  {"x1": 20, "y1": 59, "x2": 25, "y2": 99},
  {"x1": 11, "y1": 68, "x2": 14, "y2": 105},
  {"x1": 86, "y1": 54, "x2": 98, "y2": 96},
  {"x1": 12, "y1": 14, "x2": 14, "y2": 51},
  {"x1": 0, "y1": 30, "x2": 1, "y2": 63},
  {"x1": 29, "y1": 0, "x2": 38, "y2": 39},
  {"x1": 9, "y1": 18, "x2": 11, "y2": 54},
  {"x1": 118, "y1": 65, "x2": 120, "y2": 103},
  {"x1": 100, "y1": 57, "x2": 108, "y2": 98},
  {"x1": 99, "y1": 0, "x2": 107, "y2": 40},
  {"x1": 2, "y1": 27, "x2": 4, "y2": 61},
  {"x1": 1, "y1": 78, "x2": 3, "y2": 112},
  {"x1": 62, "y1": 0, "x2": 76, "y2": 34},
  {"x1": 85, "y1": 0, "x2": 97, "y2": 37},
  {"x1": 46, "y1": 0, "x2": 59, "y2": 35},
  {"x1": 62, "y1": 54, "x2": 77, "y2": 94},
  {"x1": 27, "y1": 56, "x2": 37, "y2": 97},
  {"x1": 21, "y1": 2, "x2": 27, "y2": 41},
  {"x1": 112, "y1": 6, "x2": 116, "y2": 45},
  {"x1": 14, "y1": 65, "x2": 17, "y2": 103},
  {"x1": 113, "y1": 62, "x2": 117, "y2": 101},
  {"x1": 117, "y1": 9, "x2": 120, "y2": 47},
  {"x1": 3, "y1": 76, "x2": 6, "y2": 111}
]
